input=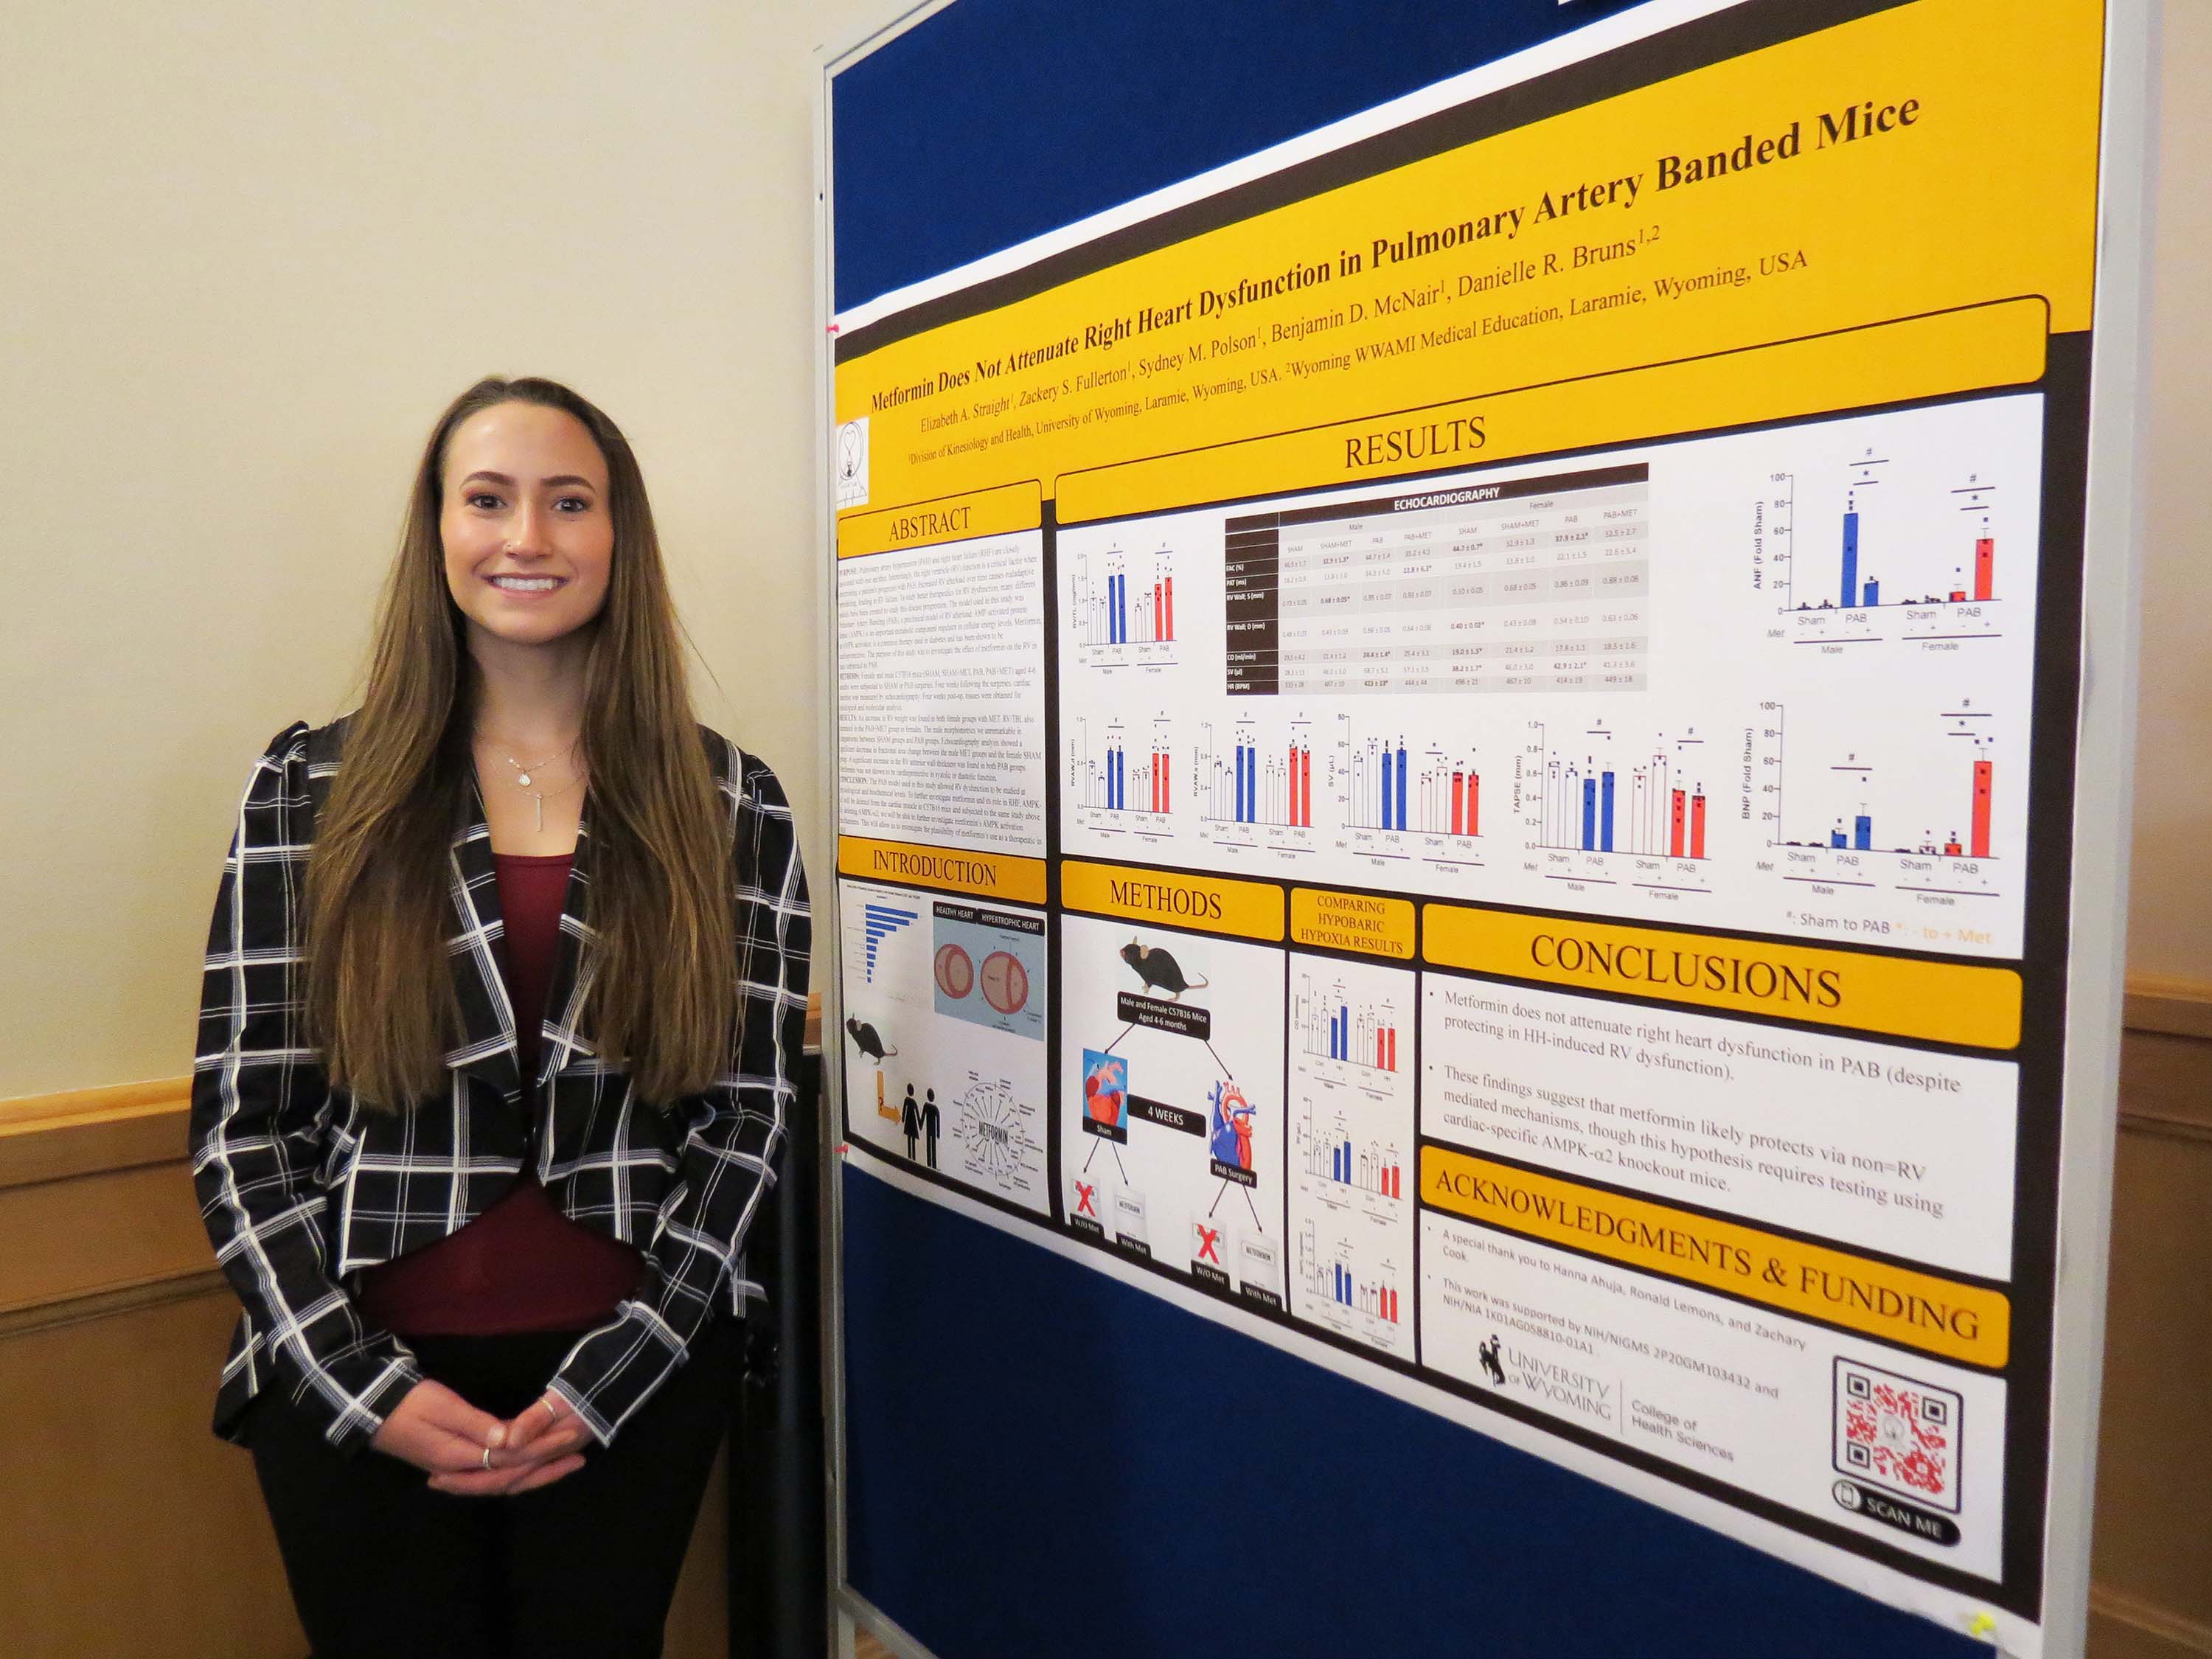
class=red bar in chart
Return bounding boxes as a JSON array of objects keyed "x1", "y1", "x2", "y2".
[
  {"x1": 1944, "y1": 838, "x2": 1964, "y2": 856},
  {"x1": 1300, "y1": 746, "x2": 1312, "y2": 827},
  {"x1": 1451, "y1": 771, "x2": 1465, "y2": 835},
  {"x1": 1670, "y1": 789, "x2": 1686, "y2": 857},
  {"x1": 1164, "y1": 575, "x2": 1174, "y2": 641},
  {"x1": 1974, "y1": 538, "x2": 1994, "y2": 602},
  {"x1": 1971, "y1": 759, "x2": 1992, "y2": 858},
  {"x1": 1466, "y1": 774, "x2": 1479, "y2": 836},
  {"x1": 1691, "y1": 793, "x2": 1708, "y2": 860}
]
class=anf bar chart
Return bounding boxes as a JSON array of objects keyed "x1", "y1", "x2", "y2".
[
  {"x1": 1074, "y1": 549, "x2": 1175, "y2": 647},
  {"x1": 1203, "y1": 721, "x2": 1312, "y2": 827},
  {"x1": 1532, "y1": 722, "x2": 1708, "y2": 859},
  {"x1": 1779, "y1": 460, "x2": 2002, "y2": 613}
]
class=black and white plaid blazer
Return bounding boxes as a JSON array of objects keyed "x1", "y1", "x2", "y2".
[{"x1": 189, "y1": 718, "x2": 810, "y2": 1453}]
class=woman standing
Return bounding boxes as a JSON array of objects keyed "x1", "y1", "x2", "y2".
[{"x1": 189, "y1": 377, "x2": 808, "y2": 1657}]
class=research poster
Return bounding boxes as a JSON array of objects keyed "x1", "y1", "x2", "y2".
[{"x1": 829, "y1": 0, "x2": 2112, "y2": 1646}]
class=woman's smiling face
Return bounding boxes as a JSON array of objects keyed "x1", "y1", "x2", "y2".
[{"x1": 439, "y1": 401, "x2": 614, "y2": 650}]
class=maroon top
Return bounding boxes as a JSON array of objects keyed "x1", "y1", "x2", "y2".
[{"x1": 356, "y1": 852, "x2": 647, "y2": 1338}]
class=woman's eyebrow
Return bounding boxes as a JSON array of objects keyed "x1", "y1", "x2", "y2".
[{"x1": 457, "y1": 470, "x2": 599, "y2": 490}]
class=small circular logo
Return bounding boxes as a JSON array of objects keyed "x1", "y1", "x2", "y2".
[{"x1": 1832, "y1": 1479, "x2": 1864, "y2": 1513}]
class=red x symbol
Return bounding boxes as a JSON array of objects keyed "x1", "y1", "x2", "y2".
[
  {"x1": 1195, "y1": 1225, "x2": 1221, "y2": 1263},
  {"x1": 1075, "y1": 1182, "x2": 1097, "y2": 1217}
]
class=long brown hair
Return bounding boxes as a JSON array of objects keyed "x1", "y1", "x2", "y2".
[{"x1": 304, "y1": 376, "x2": 737, "y2": 1108}]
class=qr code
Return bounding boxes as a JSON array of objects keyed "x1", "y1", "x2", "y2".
[{"x1": 1833, "y1": 1358, "x2": 1962, "y2": 1512}]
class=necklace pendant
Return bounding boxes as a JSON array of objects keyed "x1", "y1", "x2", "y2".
[{"x1": 517, "y1": 773, "x2": 532, "y2": 787}]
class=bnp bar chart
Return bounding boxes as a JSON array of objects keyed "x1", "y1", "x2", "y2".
[
  {"x1": 1069, "y1": 716, "x2": 1173, "y2": 819},
  {"x1": 1765, "y1": 700, "x2": 2000, "y2": 867},
  {"x1": 1071, "y1": 548, "x2": 1176, "y2": 653},
  {"x1": 1529, "y1": 720, "x2": 1711, "y2": 861},
  {"x1": 1200, "y1": 719, "x2": 1315, "y2": 829}
]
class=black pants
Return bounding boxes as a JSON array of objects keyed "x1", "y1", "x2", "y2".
[{"x1": 244, "y1": 1317, "x2": 740, "y2": 1659}]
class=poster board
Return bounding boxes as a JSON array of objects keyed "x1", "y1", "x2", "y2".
[{"x1": 817, "y1": 2, "x2": 2152, "y2": 1652}]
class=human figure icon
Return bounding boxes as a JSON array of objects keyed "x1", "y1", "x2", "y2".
[
  {"x1": 901, "y1": 1084, "x2": 921, "y2": 1159},
  {"x1": 921, "y1": 1088, "x2": 941, "y2": 1169}
]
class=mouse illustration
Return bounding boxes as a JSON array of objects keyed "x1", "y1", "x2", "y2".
[
  {"x1": 1119, "y1": 938, "x2": 1208, "y2": 1001},
  {"x1": 844, "y1": 1018, "x2": 898, "y2": 1061}
]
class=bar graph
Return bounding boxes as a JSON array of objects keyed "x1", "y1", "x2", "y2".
[
  {"x1": 1759, "y1": 699, "x2": 2008, "y2": 884},
  {"x1": 1199, "y1": 718, "x2": 1315, "y2": 829},
  {"x1": 1295, "y1": 1102, "x2": 1405, "y2": 1197},
  {"x1": 1528, "y1": 720, "x2": 1711, "y2": 861},
  {"x1": 1293, "y1": 973, "x2": 1404, "y2": 1078},
  {"x1": 1767, "y1": 452, "x2": 2006, "y2": 630},
  {"x1": 859, "y1": 902, "x2": 918, "y2": 983},
  {"x1": 1339, "y1": 723, "x2": 1482, "y2": 840},
  {"x1": 1068, "y1": 717, "x2": 1173, "y2": 818},
  {"x1": 1295, "y1": 1223, "x2": 1401, "y2": 1324},
  {"x1": 1072, "y1": 548, "x2": 1176, "y2": 655}
]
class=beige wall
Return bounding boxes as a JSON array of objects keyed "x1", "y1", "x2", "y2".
[
  {"x1": 2126, "y1": 1, "x2": 2212, "y2": 981},
  {"x1": 0, "y1": 0, "x2": 887, "y2": 1101}
]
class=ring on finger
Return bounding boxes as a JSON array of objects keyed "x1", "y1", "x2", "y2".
[
  {"x1": 481, "y1": 1445, "x2": 493, "y2": 1470},
  {"x1": 538, "y1": 1399, "x2": 561, "y2": 1427}
]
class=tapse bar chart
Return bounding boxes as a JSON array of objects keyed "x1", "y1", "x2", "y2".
[{"x1": 1528, "y1": 720, "x2": 1711, "y2": 861}]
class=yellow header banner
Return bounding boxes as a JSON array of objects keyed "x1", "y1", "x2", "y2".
[
  {"x1": 1422, "y1": 1147, "x2": 2010, "y2": 1367},
  {"x1": 835, "y1": 480, "x2": 1042, "y2": 557},
  {"x1": 1059, "y1": 300, "x2": 2039, "y2": 523},
  {"x1": 837, "y1": 836, "x2": 1048, "y2": 906},
  {"x1": 836, "y1": 0, "x2": 2099, "y2": 516},
  {"x1": 1062, "y1": 860, "x2": 1285, "y2": 943},
  {"x1": 1423, "y1": 905, "x2": 2022, "y2": 1050},
  {"x1": 1290, "y1": 888, "x2": 1416, "y2": 960}
]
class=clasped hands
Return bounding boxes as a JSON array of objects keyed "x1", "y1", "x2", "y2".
[{"x1": 370, "y1": 1377, "x2": 594, "y2": 1497}]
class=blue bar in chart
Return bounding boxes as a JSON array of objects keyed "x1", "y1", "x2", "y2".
[
  {"x1": 861, "y1": 903, "x2": 917, "y2": 982},
  {"x1": 1601, "y1": 771, "x2": 1616, "y2": 852},
  {"x1": 1841, "y1": 510, "x2": 1860, "y2": 609}
]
